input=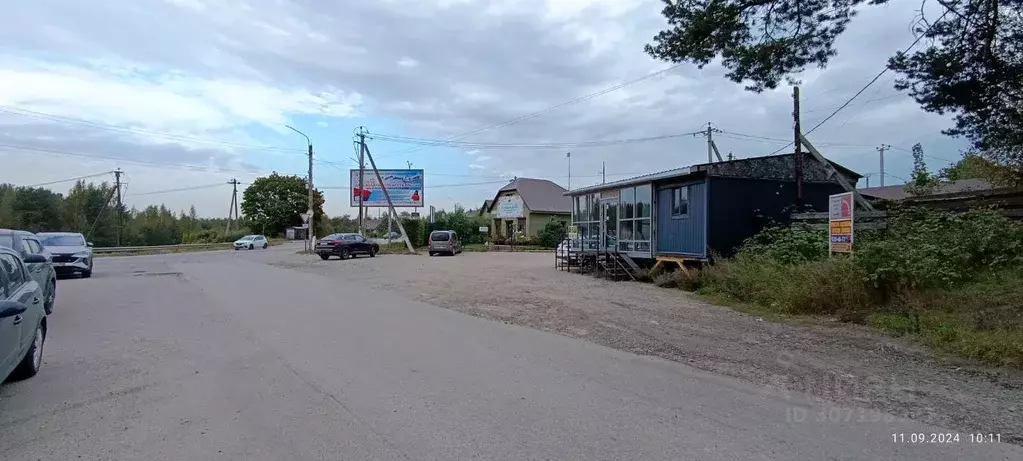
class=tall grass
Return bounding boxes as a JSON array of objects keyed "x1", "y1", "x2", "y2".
[{"x1": 676, "y1": 206, "x2": 1023, "y2": 368}]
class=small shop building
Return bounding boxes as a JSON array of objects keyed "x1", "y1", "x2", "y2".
[
  {"x1": 486, "y1": 178, "x2": 571, "y2": 239},
  {"x1": 564, "y1": 153, "x2": 862, "y2": 261}
]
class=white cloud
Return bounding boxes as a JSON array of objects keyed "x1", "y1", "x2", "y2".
[
  {"x1": 397, "y1": 57, "x2": 419, "y2": 68},
  {"x1": 316, "y1": 121, "x2": 329, "y2": 128},
  {"x1": 468, "y1": 164, "x2": 485, "y2": 170},
  {"x1": 0, "y1": 56, "x2": 362, "y2": 143}
]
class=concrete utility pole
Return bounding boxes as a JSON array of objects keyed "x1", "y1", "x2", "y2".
[
  {"x1": 793, "y1": 86, "x2": 804, "y2": 202},
  {"x1": 225, "y1": 178, "x2": 240, "y2": 235},
  {"x1": 407, "y1": 160, "x2": 417, "y2": 216},
  {"x1": 360, "y1": 131, "x2": 415, "y2": 253},
  {"x1": 357, "y1": 129, "x2": 367, "y2": 235},
  {"x1": 601, "y1": 162, "x2": 606, "y2": 184},
  {"x1": 113, "y1": 168, "x2": 123, "y2": 246},
  {"x1": 286, "y1": 125, "x2": 314, "y2": 251},
  {"x1": 877, "y1": 144, "x2": 891, "y2": 187},
  {"x1": 566, "y1": 152, "x2": 571, "y2": 190},
  {"x1": 703, "y1": 122, "x2": 724, "y2": 163}
]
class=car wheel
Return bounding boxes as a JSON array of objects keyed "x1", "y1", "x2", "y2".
[
  {"x1": 248, "y1": 244, "x2": 254, "y2": 250},
  {"x1": 339, "y1": 248, "x2": 350, "y2": 260},
  {"x1": 262, "y1": 243, "x2": 268, "y2": 249},
  {"x1": 428, "y1": 252, "x2": 435, "y2": 256},
  {"x1": 81, "y1": 267, "x2": 92, "y2": 278},
  {"x1": 44, "y1": 279, "x2": 55, "y2": 315},
  {"x1": 10, "y1": 324, "x2": 45, "y2": 380},
  {"x1": 369, "y1": 247, "x2": 377, "y2": 257},
  {"x1": 318, "y1": 253, "x2": 330, "y2": 260}
]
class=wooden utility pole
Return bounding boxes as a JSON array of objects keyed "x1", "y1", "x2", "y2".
[
  {"x1": 225, "y1": 178, "x2": 240, "y2": 234},
  {"x1": 113, "y1": 168, "x2": 123, "y2": 246},
  {"x1": 793, "y1": 86, "x2": 803, "y2": 203}
]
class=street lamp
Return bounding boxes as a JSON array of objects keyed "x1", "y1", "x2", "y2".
[{"x1": 286, "y1": 125, "x2": 315, "y2": 251}]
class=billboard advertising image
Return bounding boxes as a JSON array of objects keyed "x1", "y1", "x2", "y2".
[{"x1": 350, "y1": 169, "x2": 424, "y2": 207}]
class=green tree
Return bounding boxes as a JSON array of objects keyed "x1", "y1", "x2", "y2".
[
  {"x1": 330, "y1": 214, "x2": 358, "y2": 233},
  {"x1": 645, "y1": 0, "x2": 1022, "y2": 171},
  {"x1": 939, "y1": 153, "x2": 1022, "y2": 186},
  {"x1": 905, "y1": 143, "x2": 939, "y2": 196},
  {"x1": 240, "y1": 173, "x2": 325, "y2": 237}
]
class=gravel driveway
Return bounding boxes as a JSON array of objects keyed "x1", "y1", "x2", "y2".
[{"x1": 265, "y1": 250, "x2": 1023, "y2": 444}]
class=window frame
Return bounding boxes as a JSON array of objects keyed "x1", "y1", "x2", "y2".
[{"x1": 671, "y1": 186, "x2": 690, "y2": 219}]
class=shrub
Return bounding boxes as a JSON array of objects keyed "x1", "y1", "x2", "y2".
[
  {"x1": 652, "y1": 271, "x2": 677, "y2": 288},
  {"x1": 401, "y1": 218, "x2": 425, "y2": 247},
  {"x1": 737, "y1": 222, "x2": 828, "y2": 264},
  {"x1": 182, "y1": 229, "x2": 248, "y2": 244},
  {"x1": 855, "y1": 207, "x2": 1023, "y2": 292},
  {"x1": 537, "y1": 220, "x2": 568, "y2": 248}
]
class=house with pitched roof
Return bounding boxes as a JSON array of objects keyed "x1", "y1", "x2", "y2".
[{"x1": 485, "y1": 178, "x2": 571, "y2": 239}]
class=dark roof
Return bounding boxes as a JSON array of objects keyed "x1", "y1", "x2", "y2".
[
  {"x1": 859, "y1": 179, "x2": 995, "y2": 201},
  {"x1": 567, "y1": 153, "x2": 861, "y2": 196},
  {"x1": 487, "y1": 178, "x2": 571, "y2": 214},
  {"x1": 477, "y1": 199, "x2": 492, "y2": 216}
]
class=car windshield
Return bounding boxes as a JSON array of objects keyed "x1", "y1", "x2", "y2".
[
  {"x1": 0, "y1": 235, "x2": 13, "y2": 249},
  {"x1": 430, "y1": 232, "x2": 450, "y2": 241},
  {"x1": 38, "y1": 235, "x2": 85, "y2": 246},
  {"x1": 323, "y1": 234, "x2": 342, "y2": 240},
  {"x1": 238, "y1": 235, "x2": 257, "y2": 241}
]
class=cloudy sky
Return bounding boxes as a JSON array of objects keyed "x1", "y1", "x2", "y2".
[{"x1": 0, "y1": 0, "x2": 963, "y2": 218}]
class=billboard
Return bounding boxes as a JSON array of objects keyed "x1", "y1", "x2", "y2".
[
  {"x1": 350, "y1": 169, "x2": 424, "y2": 207},
  {"x1": 828, "y1": 192, "x2": 854, "y2": 253},
  {"x1": 494, "y1": 195, "x2": 525, "y2": 218}
]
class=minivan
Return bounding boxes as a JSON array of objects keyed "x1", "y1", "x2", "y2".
[{"x1": 428, "y1": 230, "x2": 462, "y2": 256}]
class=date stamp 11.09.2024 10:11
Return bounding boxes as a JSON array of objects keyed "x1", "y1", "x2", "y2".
[{"x1": 891, "y1": 433, "x2": 1002, "y2": 444}]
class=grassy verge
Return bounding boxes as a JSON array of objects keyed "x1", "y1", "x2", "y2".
[{"x1": 671, "y1": 257, "x2": 1023, "y2": 369}]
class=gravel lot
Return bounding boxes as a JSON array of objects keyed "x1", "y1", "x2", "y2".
[{"x1": 266, "y1": 250, "x2": 1023, "y2": 444}]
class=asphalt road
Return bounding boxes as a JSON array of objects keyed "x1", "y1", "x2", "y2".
[{"x1": 1, "y1": 245, "x2": 1020, "y2": 460}]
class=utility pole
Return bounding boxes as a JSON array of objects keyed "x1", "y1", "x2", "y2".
[
  {"x1": 225, "y1": 178, "x2": 239, "y2": 235},
  {"x1": 793, "y1": 86, "x2": 804, "y2": 203},
  {"x1": 361, "y1": 133, "x2": 415, "y2": 253},
  {"x1": 727, "y1": 152, "x2": 735, "y2": 161},
  {"x1": 566, "y1": 152, "x2": 571, "y2": 190},
  {"x1": 695, "y1": 122, "x2": 724, "y2": 163},
  {"x1": 877, "y1": 144, "x2": 891, "y2": 187},
  {"x1": 601, "y1": 162, "x2": 606, "y2": 184},
  {"x1": 358, "y1": 129, "x2": 367, "y2": 235},
  {"x1": 113, "y1": 168, "x2": 123, "y2": 246},
  {"x1": 407, "y1": 160, "x2": 416, "y2": 216},
  {"x1": 286, "y1": 125, "x2": 314, "y2": 251}
]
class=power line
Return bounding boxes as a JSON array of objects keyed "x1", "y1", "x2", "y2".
[
  {"x1": 763, "y1": 8, "x2": 952, "y2": 156},
  {"x1": 375, "y1": 62, "x2": 688, "y2": 159},
  {"x1": 0, "y1": 105, "x2": 305, "y2": 155},
  {"x1": 132, "y1": 183, "x2": 228, "y2": 196},
  {"x1": 368, "y1": 130, "x2": 704, "y2": 150},
  {"x1": 0, "y1": 143, "x2": 304, "y2": 176},
  {"x1": 24, "y1": 171, "x2": 114, "y2": 188}
]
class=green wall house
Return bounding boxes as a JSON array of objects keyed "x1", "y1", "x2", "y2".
[{"x1": 485, "y1": 178, "x2": 571, "y2": 239}]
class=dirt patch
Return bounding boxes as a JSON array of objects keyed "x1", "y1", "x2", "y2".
[{"x1": 266, "y1": 251, "x2": 1023, "y2": 444}]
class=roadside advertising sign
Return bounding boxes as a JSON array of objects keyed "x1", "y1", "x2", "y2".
[
  {"x1": 350, "y1": 169, "x2": 424, "y2": 207},
  {"x1": 828, "y1": 192, "x2": 854, "y2": 253}
]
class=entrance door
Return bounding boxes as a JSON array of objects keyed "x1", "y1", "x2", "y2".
[{"x1": 600, "y1": 200, "x2": 617, "y2": 251}]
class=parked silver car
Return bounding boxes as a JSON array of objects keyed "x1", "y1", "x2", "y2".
[
  {"x1": 428, "y1": 230, "x2": 463, "y2": 256},
  {"x1": 37, "y1": 232, "x2": 93, "y2": 278},
  {"x1": 233, "y1": 234, "x2": 269, "y2": 250},
  {"x1": 0, "y1": 246, "x2": 48, "y2": 382},
  {"x1": 0, "y1": 229, "x2": 58, "y2": 314}
]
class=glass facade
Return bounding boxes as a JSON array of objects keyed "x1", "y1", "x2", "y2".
[{"x1": 569, "y1": 184, "x2": 653, "y2": 255}]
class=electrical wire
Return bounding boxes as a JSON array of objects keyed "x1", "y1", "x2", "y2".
[
  {"x1": 763, "y1": 8, "x2": 953, "y2": 156},
  {"x1": 368, "y1": 130, "x2": 704, "y2": 150},
  {"x1": 0, "y1": 105, "x2": 306, "y2": 155},
  {"x1": 132, "y1": 183, "x2": 227, "y2": 196},
  {"x1": 374, "y1": 62, "x2": 688, "y2": 159},
  {"x1": 0, "y1": 143, "x2": 305, "y2": 176},
  {"x1": 24, "y1": 171, "x2": 114, "y2": 188}
]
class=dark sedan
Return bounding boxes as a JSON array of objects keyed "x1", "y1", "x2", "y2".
[{"x1": 315, "y1": 233, "x2": 379, "y2": 260}]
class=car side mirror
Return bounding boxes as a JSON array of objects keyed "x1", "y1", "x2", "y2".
[
  {"x1": 23, "y1": 254, "x2": 47, "y2": 264},
  {"x1": 87, "y1": 242, "x2": 94, "y2": 247}
]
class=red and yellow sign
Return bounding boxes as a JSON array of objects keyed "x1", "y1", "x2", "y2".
[{"x1": 829, "y1": 192, "x2": 855, "y2": 253}]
